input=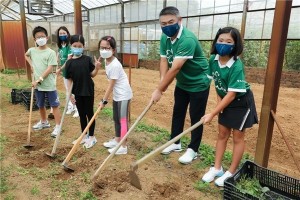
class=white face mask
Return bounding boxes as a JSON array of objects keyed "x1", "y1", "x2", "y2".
[
  {"x1": 100, "y1": 49, "x2": 113, "y2": 59},
  {"x1": 36, "y1": 37, "x2": 47, "y2": 46}
]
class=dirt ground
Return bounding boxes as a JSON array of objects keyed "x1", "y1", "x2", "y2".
[{"x1": 1, "y1": 68, "x2": 299, "y2": 200}]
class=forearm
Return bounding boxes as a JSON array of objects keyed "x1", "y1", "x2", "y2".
[
  {"x1": 157, "y1": 58, "x2": 185, "y2": 92},
  {"x1": 41, "y1": 66, "x2": 54, "y2": 79},
  {"x1": 25, "y1": 56, "x2": 33, "y2": 71},
  {"x1": 157, "y1": 68, "x2": 179, "y2": 92},
  {"x1": 67, "y1": 79, "x2": 73, "y2": 93},
  {"x1": 102, "y1": 80, "x2": 115, "y2": 100},
  {"x1": 103, "y1": 85, "x2": 113, "y2": 100},
  {"x1": 211, "y1": 92, "x2": 236, "y2": 116},
  {"x1": 160, "y1": 59, "x2": 168, "y2": 82},
  {"x1": 90, "y1": 68, "x2": 99, "y2": 77}
]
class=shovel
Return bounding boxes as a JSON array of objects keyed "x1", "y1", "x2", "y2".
[
  {"x1": 23, "y1": 86, "x2": 35, "y2": 149},
  {"x1": 45, "y1": 83, "x2": 73, "y2": 158},
  {"x1": 129, "y1": 118, "x2": 204, "y2": 190},
  {"x1": 92, "y1": 101, "x2": 153, "y2": 181},
  {"x1": 62, "y1": 106, "x2": 102, "y2": 172}
]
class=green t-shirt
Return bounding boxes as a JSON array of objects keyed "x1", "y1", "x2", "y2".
[
  {"x1": 160, "y1": 26, "x2": 210, "y2": 92},
  {"x1": 208, "y1": 54, "x2": 250, "y2": 98},
  {"x1": 26, "y1": 47, "x2": 58, "y2": 91},
  {"x1": 58, "y1": 45, "x2": 72, "y2": 77}
]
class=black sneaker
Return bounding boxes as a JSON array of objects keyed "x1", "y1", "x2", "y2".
[{"x1": 48, "y1": 113, "x2": 55, "y2": 119}]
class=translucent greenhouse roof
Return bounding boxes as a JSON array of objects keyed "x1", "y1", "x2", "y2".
[{"x1": 0, "y1": 0, "x2": 131, "y2": 20}]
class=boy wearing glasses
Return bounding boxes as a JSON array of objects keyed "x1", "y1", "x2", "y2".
[{"x1": 25, "y1": 26, "x2": 61, "y2": 137}]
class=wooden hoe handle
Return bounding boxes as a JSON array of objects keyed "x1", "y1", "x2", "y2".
[{"x1": 62, "y1": 106, "x2": 102, "y2": 166}]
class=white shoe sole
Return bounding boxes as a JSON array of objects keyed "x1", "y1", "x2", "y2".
[
  {"x1": 108, "y1": 149, "x2": 127, "y2": 155},
  {"x1": 33, "y1": 126, "x2": 50, "y2": 131},
  {"x1": 83, "y1": 140, "x2": 97, "y2": 149},
  {"x1": 202, "y1": 173, "x2": 224, "y2": 183},
  {"x1": 178, "y1": 156, "x2": 197, "y2": 164},
  {"x1": 103, "y1": 143, "x2": 117, "y2": 148},
  {"x1": 161, "y1": 148, "x2": 182, "y2": 155}
]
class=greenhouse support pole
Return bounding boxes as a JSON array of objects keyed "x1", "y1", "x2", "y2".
[
  {"x1": 240, "y1": 0, "x2": 248, "y2": 40},
  {"x1": 74, "y1": 0, "x2": 82, "y2": 35},
  {"x1": 254, "y1": 0, "x2": 292, "y2": 167},
  {"x1": 20, "y1": 0, "x2": 31, "y2": 81}
]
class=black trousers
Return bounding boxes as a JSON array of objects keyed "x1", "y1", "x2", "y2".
[
  {"x1": 75, "y1": 95, "x2": 95, "y2": 136},
  {"x1": 170, "y1": 86, "x2": 209, "y2": 152}
]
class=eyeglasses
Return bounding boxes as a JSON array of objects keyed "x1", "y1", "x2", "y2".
[{"x1": 99, "y1": 47, "x2": 111, "y2": 51}]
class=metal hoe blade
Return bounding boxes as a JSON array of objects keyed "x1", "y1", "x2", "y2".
[
  {"x1": 129, "y1": 164, "x2": 142, "y2": 190},
  {"x1": 128, "y1": 119, "x2": 204, "y2": 190},
  {"x1": 45, "y1": 152, "x2": 55, "y2": 158},
  {"x1": 23, "y1": 144, "x2": 34, "y2": 149},
  {"x1": 63, "y1": 163, "x2": 75, "y2": 172}
]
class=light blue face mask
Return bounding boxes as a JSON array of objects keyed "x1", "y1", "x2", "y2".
[
  {"x1": 215, "y1": 43, "x2": 235, "y2": 56},
  {"x1": 71, "y1": 47, "x2": 83, "y2": 56}
]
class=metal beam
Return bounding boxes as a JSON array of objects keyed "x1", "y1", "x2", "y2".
[
  {"x1": 1, "y1": 3, "x2": 21, "y2": 19},
  {"x1": 254, "y1": 0, "x2": 293, "y2": 167},
  {"x1": 1, "y1": 12, "x2": 15, "y2": 20},
  {"x1": 121, "y1": 19, "x2": 159, "y2": 28},
  {"x1": 13, "y1": 0, "x2": 47, "y2": 20},
  {"x1": 0, "y1": 0, "x2": 12, "y2": 13},
  {"x1": 120, "y1": 1, "x2": 124, "y2": 53}
]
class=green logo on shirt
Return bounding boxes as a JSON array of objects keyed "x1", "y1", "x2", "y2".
[{"x1": 166, "y1": 49, "x2": 174, "y2": 64}]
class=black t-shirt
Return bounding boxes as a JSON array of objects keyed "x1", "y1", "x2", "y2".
[{"x1": 65, "y1": 55, "x2": 95, "y2": 96}]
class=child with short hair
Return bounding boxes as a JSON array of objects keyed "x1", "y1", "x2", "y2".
[
  {"x1": 65, "y1": 35, "x2": 101, "y2": 149},
  {"x1": 99, "y1": 36, "x2": 133, "y2": 155},
  {"x1": 201, "y1": 27, "x2": 258, "y2": 187},
  {"x1": 25, "y1": 26, "x2": 61, "y2": 137}
]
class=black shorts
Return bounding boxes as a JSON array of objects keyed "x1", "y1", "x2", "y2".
[{"x1": 218, "y1": 90, "x2": 258, "y2": 130}]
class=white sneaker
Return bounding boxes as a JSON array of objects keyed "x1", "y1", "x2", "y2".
[
  {"x1": 72, "y1": 109, "x2": 79, "y2": 118},
  {"x1": 161, "y1": 143, "x2": 182, "y2": 155},
  {"x1": 83, "y1": 136, "x2": 97, "y2": 149},
  {"x1": 202, "y1": 167, "x2": 224, "y2": 183},
  {"x1": 108, "y1": 146, "x2": 127, "y2": 155},
  {"x1": 214, "y1": 171, "x2": 233, "y2": 187},
  {"x1": 178, "y1": 148, "x2": 197, "y2": 164},
  {"x1": 72, "y1": 134, "x2": 89, "y2": 145},
  {"x1": 103, "y1": 138, "x2": 118, "y2": 148},
  {"x1": 51, "y1": 125, "x2": 61, "y2": 138},
  {"x1": 66, "y1": 105, "x2": 74, "y2": 115},
  {"x1": 33, "y1": 120, "x2": 50, "y2": 130}
]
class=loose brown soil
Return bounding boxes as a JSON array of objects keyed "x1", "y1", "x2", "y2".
[{"x1": 1, "y1": 68, "x2": 299, "y2": 199}]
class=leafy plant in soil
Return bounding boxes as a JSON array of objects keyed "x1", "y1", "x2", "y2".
[{"x1": 236, "y1": 175, "x2": 272, "y2": 199}]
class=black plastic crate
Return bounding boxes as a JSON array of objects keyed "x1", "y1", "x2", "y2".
[
  {"x1": 21, "y1": 90, "x2": 50, "y2": 110},
  {"x1": 224, "y1": 161, "x2": 300, "y2": 200},
  {"x1": 22, "y1": 100, "x2": 39, "y2": 111},
  {"x1": 11, "y1": 89, "x2": 23, "y2": 104}
]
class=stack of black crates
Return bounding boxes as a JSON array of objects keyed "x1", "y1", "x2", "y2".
[{"x1": 11, "y1": 88, "x2": 50, "y2": 110}]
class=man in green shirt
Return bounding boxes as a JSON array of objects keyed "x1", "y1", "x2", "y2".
[{"x1": 151, "y1": 6, "x2": 211, "y2": 164}]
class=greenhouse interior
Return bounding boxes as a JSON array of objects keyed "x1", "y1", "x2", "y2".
[
  {"x1": 1, "y1": 0, "x2": 300, "y2": 70},
  {"x1": 0, "y1": 0, "x2": 299, "y2": 199}
]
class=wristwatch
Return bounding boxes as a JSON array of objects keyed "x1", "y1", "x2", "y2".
[{"x1": 101, "y1": 99, "x2": 108, "y2": 105}]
